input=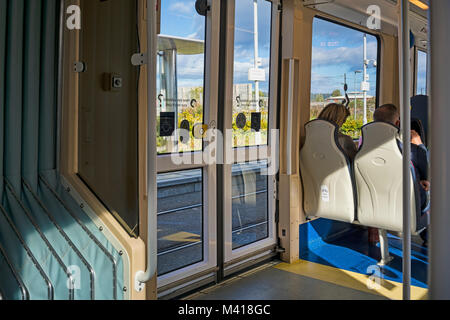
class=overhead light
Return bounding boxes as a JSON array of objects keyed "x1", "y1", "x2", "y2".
[{"x1": 409, "y1": 0, "x2": 429, "y2": 10}]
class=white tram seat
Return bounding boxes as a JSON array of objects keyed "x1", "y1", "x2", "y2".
[
  {"x1": 300, "y1": 120, "x2": 356, "y2": 223},
  {"x1": 354, "y1": 122, "x2": 429, "y2": 233},
  {"x1": 300, "y1": 120, "x2": 429, "y2": 234}
]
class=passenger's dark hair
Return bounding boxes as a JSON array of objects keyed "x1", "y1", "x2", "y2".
[
  {"x1": 373, "y1": 104, "x2": 400, "y2": 125},
  {"x1": 318, "y1": 103, "x2": 350, "y2": 127}
]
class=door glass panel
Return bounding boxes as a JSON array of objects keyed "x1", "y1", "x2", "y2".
[
  {"x1": 157, "y1": 169, "x2": 204, "y2": 276},
  {"x1": 416, "y1": 50, "x2": 427, "y2": 95},
  {"x1": 157, "y1": 0, "x2": 206, "y2": 154},
  {"x1": 78, "y1": 0, "x2": 139, "y2": 236},
  {"x1": 232, "y1": 161, "x2": 269, "y2": 250},
  {"x1": 232, "y1": 0, "x2": 272, "y2": 148}
]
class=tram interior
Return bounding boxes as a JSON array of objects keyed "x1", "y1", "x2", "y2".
[{"x1": 0, "y1": 0, "x2": 447, "y2": 301}]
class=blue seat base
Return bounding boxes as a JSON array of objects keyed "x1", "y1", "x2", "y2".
[{"x1": 300, "y1": 218, "x2": 428, "y2": 288}]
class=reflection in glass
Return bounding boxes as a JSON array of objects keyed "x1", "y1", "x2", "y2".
[
  {"x1": 157, "y1": 169, "x2": 203, "y2": 276},
  {"x1": 157, "y1": 0, "x2": 206, "y2": 154},
  {"x1": 233, "y1": 0, "x2": 272, "y2": 148},
  {"x1": 416, "y1": 50, "x2": 427, "y2": 95},
  {"x1": 232, "y1": 161, "x2": 269, "y2": 250}
]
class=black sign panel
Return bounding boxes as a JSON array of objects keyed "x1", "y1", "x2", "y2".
[
  {"x1": 160, "y1": 112, "x2": 175, "y2": 137},
  {"x1": 236, "y1": 113, "x2": 247, "y2": 129},
  {"x1": 179, "y1": 119, "x2": 191, "y2": 144},
  {"x1": 251, "y1": 112, "x2": 262, "y2": 132}
]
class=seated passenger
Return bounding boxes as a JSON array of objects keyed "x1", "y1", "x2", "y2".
[
  {"x1": 318, "y1": 103, "x2": 357, "y2": 160},
  {"x1": 373, "y1": 104, "x2": 430, "y2": 204},
  {"x1": 372, "y1": 104, "x2": 430, "y2": 243}
]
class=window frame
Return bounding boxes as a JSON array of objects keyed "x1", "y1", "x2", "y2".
[
  {"x1": 310, "y1": 15, "x2": 382, "y2": 118},
  {"x1": 414, "y1": 47, "x2": 428, "y2": 96},
  {"x1": 222, "y1": 0, "x2": 280, "y2": 266},
  {"x1": 155, "y1": 0, "x2": 220, "y2": 291}
]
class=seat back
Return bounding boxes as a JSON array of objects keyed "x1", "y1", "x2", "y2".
[
  {"x1": 300, "y1": 120, "x2": 355, "y2": 223},
  {"x1": 354, "y1": 122, "x2": 420, "y2": 232}
]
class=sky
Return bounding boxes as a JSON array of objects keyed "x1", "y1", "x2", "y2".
[
  {"x1": 159, "y1": 1, "x2": 422, "y2": 99},
  {"x1": 160, "y1": 0, "x2": 272, "y2": 91},
  {"x1": 160, "y1": 0, "x2": 206, "y2": 88},
  {"x1": 416, "y1": 50, "x2": 427, "y2": 95},
  {"x1": 311, "y1": 18, "x2": 379, "y2": 96}
]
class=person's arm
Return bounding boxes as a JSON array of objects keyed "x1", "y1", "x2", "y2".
[{"x1": 411, "y1": 130, "x2": 429, "y2": 180}]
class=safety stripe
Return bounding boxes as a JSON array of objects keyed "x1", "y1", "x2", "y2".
[{"x1": 275, "y1": 260, "x2": 428, "y2": 300}]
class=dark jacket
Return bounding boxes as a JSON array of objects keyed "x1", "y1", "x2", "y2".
[{"x1": 411, "y1": 143, "x2": 429, "y2": 211}]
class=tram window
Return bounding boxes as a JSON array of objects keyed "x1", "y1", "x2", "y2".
[
  {"x1": 232, "y1": 160, "x2": 269, "y2": 250},
  {"x1": 157, "y1": 169, "x2": 204, "y2": 276},
  {"x1": 157, "y1": 0, "x2": 206, "y2": 154},
  {"x1": 232, "y1": 0, "x2": 272, "y2": 148},
  {"x1": 416, "y1": 50, "x2": 428, "y2": 95},
  {"x1": 310, "y1": 18, "x2": 379, "y2": 139}
]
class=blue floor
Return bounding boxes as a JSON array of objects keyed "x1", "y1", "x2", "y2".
[{"x1": 300, "y1": 219, "x2": 428, "y2": 288}]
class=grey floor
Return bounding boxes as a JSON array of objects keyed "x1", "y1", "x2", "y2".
[{"x1": 186, "y1": 262, "x2": 386, "y2": 301}]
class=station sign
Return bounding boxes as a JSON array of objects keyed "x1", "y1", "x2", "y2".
[
  {"x1": 248, "y1": 68, "x2": 266, "y2": 82},
  {"x1": 361, "y1": 81, "x2": 370, "y2": 92}
]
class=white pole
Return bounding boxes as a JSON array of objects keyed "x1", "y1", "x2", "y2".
[
  {"x1": 136, "y1": 0, "x2": 158, "y2": 292},
  {"x1": 354, "y1": 72, "x2": 357, "y2": 119},
  {"x1": 400, "y1": 0, "x2": 412, "y2": 300},
  {"x1": 253, "y1": 0, "x2": 261, "y2": 144},
  {"x1": 430, "y1": 0, "x2": 450, "y2": 300},
  {"x1": 363, "y1": 34, "x2": 368, "y2": 125},
  {"x1": 254, "y1": 0, "x2": 260, "y2": 109}
]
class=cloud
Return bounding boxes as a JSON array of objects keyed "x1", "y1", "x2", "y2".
[
  {"x1": 176, "y1": 54, "x2": 205, "y2": 87},
  {"x1": 169, "y1": 1, "x2": 195, "y2": 16},
  {"x1": 312, "y1": 41, "x2": 378, "y2": 71}
]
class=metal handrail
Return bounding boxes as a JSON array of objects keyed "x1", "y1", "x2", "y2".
[
  {"x1": 400, "y1": 0, "x2": 412, "y2": 300},
  {"x1": 286, "y1": 58, "x2": 295, "y2": 175},
  {"x1": 0, "y1": 204, "x2": 54, "y2": 300},
  {"x1": 135, "y1": 0, "x2": 158, "y2": 292},
  {"x1": 4, "y1": 179, "x2": 74, "y2": 300},
  {"x1": 39, "y1": 174, "x2": 118, "y2": 300},
  {"x1": 22, "y1": 178, "x2": 95, "y2": 300},
  {"x1": 0, "y1": 242, "x2": 29, "y2": 300}
]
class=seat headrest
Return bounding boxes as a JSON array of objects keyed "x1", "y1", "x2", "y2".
[
  {"x1": 359, "y1": 122, "x2": 400, "y2": 153},
  {"x1": 305, "y1": 120, "x2": 340, "y2": 146},
  {"x1": 305, "y1": 119, "x2": 339, "y2": 132}
]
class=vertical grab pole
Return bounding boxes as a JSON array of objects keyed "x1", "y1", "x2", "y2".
[
  {"x1": 430, "y1": 0, "x2": 450, "y2": 299},
  {"x1": 400, "y1": 0, "x2": 412, "y2": 300},
  {"x1": 135, "y1": 0, "x2": 158, "y2": 292},
  {"x1": 286, "y1": 59, "x2": 295, "y2": 176},
  {"x1": 363, "y1": 34, "x2": 368, "y2": 125}
]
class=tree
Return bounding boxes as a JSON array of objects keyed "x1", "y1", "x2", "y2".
[
  {"x1": 331, "y1": 89, "x2": 342, "y2": 97},
  {"x1": 315, "y1": 94, "x2": 325, "y2": 102},
  {"x1": 189, "y1": 87, "x2": 203, "y2": 101}
]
